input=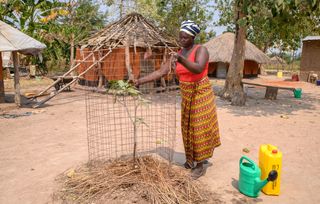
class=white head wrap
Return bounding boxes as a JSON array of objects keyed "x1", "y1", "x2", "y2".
[{"x1": 180, "y1": 20, "x2": 200, "y2": 37}]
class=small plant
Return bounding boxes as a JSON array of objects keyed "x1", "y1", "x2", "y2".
[{"x1": 107, "y1": 80, "x2": 150, "y2": 162}]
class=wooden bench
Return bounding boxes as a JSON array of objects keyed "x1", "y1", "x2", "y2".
[{"x1": 242, "y1": 81, "x2": 297, "y2": 100}]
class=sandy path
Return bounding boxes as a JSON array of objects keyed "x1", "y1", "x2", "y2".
[{"x1": 0, "y1": 77, "x2": 320, "y2": 203}]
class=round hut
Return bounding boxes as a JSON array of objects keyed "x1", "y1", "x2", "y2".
[
  {"x1": 204, "y1": 32, "x2": 270, "y2": 78},
  {"x1": 75, "y1": 13, "x2": 179, "y2": 89},
  {"x1": 269, "y1": 56, "x2": 287, "y2": 69},
  {"x1": 300, "y1": 36, "x2": 320, "y2": 82},
  {"x1": 0, "y1": 20, "x2": 46, "y2": 105}
]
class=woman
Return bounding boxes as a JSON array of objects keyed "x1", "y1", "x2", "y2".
[{"x1": 135, "y1": 20, "x2": 221, "y2": 178}]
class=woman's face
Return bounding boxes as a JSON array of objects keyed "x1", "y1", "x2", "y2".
[{"x1": 179, "y1": 31, "x2": 194, "y2": 48}]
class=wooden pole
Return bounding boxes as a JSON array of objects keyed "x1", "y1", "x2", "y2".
[
  {"x1": 0, "y1": 52, "x2": 4, "y2": 103},
  {"x1": 32, "y1": 50, "x2": 96, "y2": 98},
  {"x1": 125, "y1": 38, "x2": 134, "y2": 80},
  {"x1": 33, "y1": 21, "x2": 134, "y2": 99},
  {"x1": 97, "y1": 51, "x2": 103, "y2": 88},
  {"x1": 34, "y1": 47, "x2": 115, "y2": 108},
  {"x1": 160, "y1": 48, "x2": 167, "y2": 88},
  {"x1": 13, "y1": 51, "x2": 21, "y2": 106}
]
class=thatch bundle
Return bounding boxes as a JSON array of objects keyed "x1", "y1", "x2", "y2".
[{"x1": 204, "y1": 32, "x2": 270, "y2": 64}]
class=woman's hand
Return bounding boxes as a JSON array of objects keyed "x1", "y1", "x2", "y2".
[
  {"x1": 169, "y1": 51, "x2": 180, "y2": 63},
  {"x1": 128, "y1": 78, "x2": 140, "y2": 87},
  {"x1": 131, "y1": 55, "x2": 175, "y2": 87},
  {"x1": 134, "y1": 79, "x2": 140, "y2": 87}
]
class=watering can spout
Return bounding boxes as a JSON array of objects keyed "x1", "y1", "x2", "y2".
[
  {"x1": 254, "y1": 170, "x2": 278, "y2": 194},
  {"x1": 254, "y1": 178, "x2": 268, "y2": 194}
]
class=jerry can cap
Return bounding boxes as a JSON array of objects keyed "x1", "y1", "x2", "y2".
[{"x1": 272, "y1": 149, "x2": 278, "y2": 154}]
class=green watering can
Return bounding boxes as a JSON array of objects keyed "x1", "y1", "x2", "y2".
[{"x1": 239, "y1": 156, "x2": 278, "y2": 197}]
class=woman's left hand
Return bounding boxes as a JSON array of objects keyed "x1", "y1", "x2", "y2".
[{"x1": 128, "y1": 78, "x2": 140, "y2": 87}]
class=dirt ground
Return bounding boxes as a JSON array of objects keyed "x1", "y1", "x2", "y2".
[{"x1": 0, "y1": 75, "x2": 320, "y2": 204}]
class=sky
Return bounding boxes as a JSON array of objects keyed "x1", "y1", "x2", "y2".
[{"x1": 209, "y1": 9, "x2": 227, "y2": 36}]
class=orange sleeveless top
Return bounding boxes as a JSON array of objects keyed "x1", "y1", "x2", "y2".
[{"x1": 175, "y1": 45, "x2": 208, "y2": 82}]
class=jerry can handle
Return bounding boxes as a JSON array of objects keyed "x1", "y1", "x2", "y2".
[{"x1": 240, "y1": 156, "x2": 256, "y2": 170}]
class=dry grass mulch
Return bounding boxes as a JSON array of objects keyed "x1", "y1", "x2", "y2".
[{"x1": 53, "y1": 156, "x2": 222, "y2": 204}]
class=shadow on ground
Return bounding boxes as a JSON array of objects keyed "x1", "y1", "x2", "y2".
[
  {"x1": 213, "y1": 85, "x2": 319, "y2": 117},
  {"x1": 2, "y1": 90, "x2": 85, "y2": 109}
]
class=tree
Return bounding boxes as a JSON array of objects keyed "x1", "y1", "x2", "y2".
[
  {"x1": 1, "y1": 0, "x2": 106, "y2": 73},
  {"x1": 0, "y1": 0, "x2": 66, "y2": 73},
  {"x1": 218, "y1": 0, "x2": 247, "y2": 105},
  {"x1": 41, "y1": 0, "x2": 106, "y2": 71},
  {"x1": 215, "y1": 0, "x2": 320, "y2": 52},
  {"x1": 106, "y1": 0, "x2": 216, "y2": 43},
  {"x1": 0, "y1": 0, "x2": 62, "y2": 36},
  {"x1": 216, "y1": 0, "x2": 320, "y2": 106}
]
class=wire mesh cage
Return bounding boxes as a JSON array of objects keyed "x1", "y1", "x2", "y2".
[{"x1": 79, "y1": 48, "x2": 178, "y2": 163}]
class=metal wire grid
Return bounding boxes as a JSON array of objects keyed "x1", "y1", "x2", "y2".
[{"x1": 84, "y1": 51, "x2": 177, "y2": 163}]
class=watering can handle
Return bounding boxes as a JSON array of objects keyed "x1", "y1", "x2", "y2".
[{"x1": 239, "y1": 156, "x2": 256, "y2": 170}]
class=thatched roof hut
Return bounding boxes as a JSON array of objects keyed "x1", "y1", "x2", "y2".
[
  {"x1": 204, "y1": 32, "x2": 270, "y2": 78},
  {"x1": 270, "y1": 56, "x2": 287, "y2": 66},
  {"x1": 204, "y1": 32, "x2": 270, "y2": 64},
  {"x1": 300, "y1": 36, "x2": 320, "y2": 81},
  {"x1": 76, "y1": 13, "x2": 179, "y2": 87},
  {"x1": 0, "y1": 20, "x2": 46, "y2": 105}
]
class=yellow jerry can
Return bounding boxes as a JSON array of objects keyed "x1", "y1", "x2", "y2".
[{"x1": 259, "y1": 144, "x2": 282, "y2": 195}]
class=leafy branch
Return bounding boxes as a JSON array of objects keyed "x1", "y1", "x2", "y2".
[{"x1": 107, "y1": 80, "x2": 151, "y2": 162}]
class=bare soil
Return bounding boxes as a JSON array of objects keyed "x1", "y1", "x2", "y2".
[{"x1": 0, "y1": 76, "x2": 320, "y2": 204}]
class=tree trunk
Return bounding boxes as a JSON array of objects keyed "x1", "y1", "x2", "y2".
[
  {"x1": 120, "y1": 0, "x2": 124, "y2": 18},
  {"x1": 219, "y1": 0, "x2": 247, "y2": 106},
  {"x1": 13, "y1": 52, "x2": 21, "y2": 106},
  {"x1": 263, "y1": 41, "x2": 270, "y2": 53},
  {"x1": 0, "y1": 53, "x2": 4, "y2": 103}
]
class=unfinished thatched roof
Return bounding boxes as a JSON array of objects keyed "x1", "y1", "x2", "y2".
[
  {"x1": 204, "y1": 32, "x2": 270, "y2": 64},
  {"x1": 80, "y1": 12, "x2": 178, "y2": 49},
  {"x1": 270, "y1": 56, "x2": 287, "y2": 65}
]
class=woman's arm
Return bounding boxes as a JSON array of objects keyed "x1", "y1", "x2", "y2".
[
  {"x1": 175, "y1": 46, "x2": 209, "y2": 74},
  {"x1": 135, "y1": 58, "x2": 172, "y2": 86}
]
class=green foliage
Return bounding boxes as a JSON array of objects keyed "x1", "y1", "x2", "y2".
[
  {"x1": 0, "y1": 0, "x2": 66, "y2": 36},
  {"x1": 214, "y1": 0, "x2": 320, "y2": 52},
  {"x1": 55, "y1": 0, "x2": 106, "y2": 44},
  {"x1": 108, "y1": 80, "x2": 141, "y2": 96},
  {"x1": 40, "y1": 0, "x2": 106, "y2": 72},
  {"x1": 107, "y1": 80, "x2": 151, "y2": 107},
  {"x1": 1, "y1": 0, "x2": 106, "y2": 74}
]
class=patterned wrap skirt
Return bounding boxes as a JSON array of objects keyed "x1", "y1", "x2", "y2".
[{"x1": 179, "y1": 76, "x2": 221, "y2": 163}]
